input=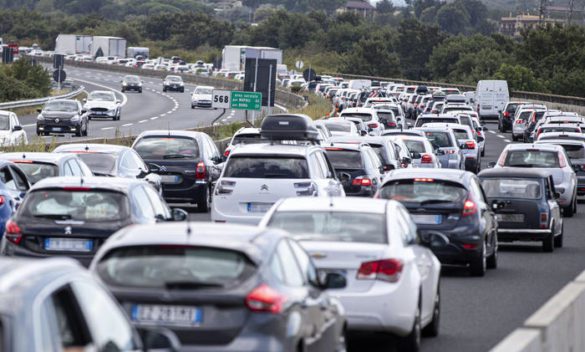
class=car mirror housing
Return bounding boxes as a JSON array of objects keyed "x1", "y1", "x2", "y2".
[
  {"x1": 487, "y1": 161, "x2": 496, "y2": 168},
  {"x1": 554, "y1": 192, "x2": 561, "y2": 199},
  {"x1": 171, "y1": 208, "x2": 188, "y2": 222},
  {"x1": 322, "y1": 272, "x2": 347, "y2": 290},
  {"x1": 12, "y1": 125, "x2": 22, "y2": 131}
]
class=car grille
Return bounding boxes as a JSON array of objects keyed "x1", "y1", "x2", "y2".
[{"x1": 91, "y1": 107, "x2": 108, "y2": 112}]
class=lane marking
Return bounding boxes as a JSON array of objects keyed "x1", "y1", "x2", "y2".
[
  {"x1": 150, "y1": 116, "x2": 158, "y2": 120},
  {"x1": 122, "y1": 123, "x2": 133, "y2": 127},
  {"x1": 504, "y1": 139, "x2": 511, "y2": 143},
  {"x1": 72, "y1": 78, "x2": 128, "y2": 107},
  {"x1": 488, "y1": 130, "x2": 496, "y2": 134},
  {"x1": 497, "y1": 135, "x2": 505, "y2": 139},
  {"x1": 138, "y1": 120, "x2": 147, "y2": 124},
  {"x1": 161, "y1": 113, "x2": 167, "y2": 117},
  {"x1": 101, "y1": 127, "x2": 114, "y2": 130}
]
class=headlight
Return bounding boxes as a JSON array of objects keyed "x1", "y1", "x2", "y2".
[
  {"x1": 122, "y1": 82, "x2": 127, "y2": 86},
  {"x1": 71, "y1": 115, "x2": 81, "y2": 121},
  {"x1": 179, "y1": 82, "x2": 184, "y2": 86},
  {"x1": 37, "y1": 114, "x2": 44, "y2": 121}
]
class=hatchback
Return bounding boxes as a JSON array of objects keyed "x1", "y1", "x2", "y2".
[
  {"x1": 1, "y1": 152, "x2": 92, "y2": 185},
  {"x1": 415, "y1": 127, "x2": 465, "y2": 170},
  {"x1": 498, "y1": 101, "x2": 529, "y2": 132},
  {"x1": 536, "y1": 139, "x2": 585, "y2": 199},
  {"x1": 390, "y1": 136, "x2": 441, "y2": 169}
]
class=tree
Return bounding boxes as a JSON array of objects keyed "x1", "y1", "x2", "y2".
[
  {"x1": 376, "y1": 0, "x2": 395, "y2": 14},
  {"x1": 494, "y1": 64, "x2": 546, "y2": 92},
  {"x1": 342, "y1": 31, "x2": 401, "y2": 77},
  {"x1": 396, "y1": 19, "x2": 445, "y2": 79},
  {"x1": 436, "y1": 3, "x2": 470, "y2": 35}
]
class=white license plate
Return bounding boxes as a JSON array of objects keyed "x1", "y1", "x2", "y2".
[
  {"x1": 44, "y1": 238, "x2": 93, "y2": 252},
  {"x1": 52, "y1": 127, "x2": 62, "y2": 132},
  {"x1": 160, "y1": 175, "x2": 180, "y2": 184},
  {"x1": 496, "y1": 214, "x2": 525, "y2": 222},
  {"x1": 411, "y1": 214, "x2": 442, "y2": 225},
  {"x1": 131, "y1": 305, "x2": 202, "y2": 326},
  {"x1": 247, "y1": 203, "x2": 273, "y2": 213},
  {"x1": 482, "y1": 105, "x2": 492, "y2": 109}
]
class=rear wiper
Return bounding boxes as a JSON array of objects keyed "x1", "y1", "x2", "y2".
[
  {"x1": 419, "y1": 199, "x2": 455, "y2": 205},
  {"x1": 163, "y1": 154, "x2": 188, "y2": 159},
  {"x1": 34, "y1": 214, "x2": 72, "y2": 220},
  {"x1": 264, "y1": 173, "x2": 289, "y2": 178},
  {"x1": 507, "y1": 164, "x2": 534, "y2": 168},
  {"x1": 164, "y1": 281, "x2": 223, "y2": 289}
]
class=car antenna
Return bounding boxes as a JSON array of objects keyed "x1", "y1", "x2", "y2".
[
  {"x1": 84, "y1": 144, "x2": 89, "y2": 151},
  {"x1": 22, "y1": 153, "x2": 26, "y2": 159}
]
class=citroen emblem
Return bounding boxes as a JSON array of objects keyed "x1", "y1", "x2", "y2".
[
  {"x1": 159, "y1": 165, "x2": 167, "y2": 172},
  {"x1": 260, "y1": 184, "x2": 269, "y2": 191},
  {"x1": 64, "y1": 226, "x2": 72, "y2": 235}
]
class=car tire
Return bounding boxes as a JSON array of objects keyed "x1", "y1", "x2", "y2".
[
  {"x1": 554, "y1": 222, "x2": 564, "y2": 248},
  {"x1": 397, "y1": 300, "x2": 421, "y2": 352},
  {"x1": 481, "y1": 149, "x2": 485, "y2": 157},
  {"x1": 498, "y1": 121, "x2": 503, "y2": 132},
  {"x1": 197, "y1": 186, "x2": 211, "y2": 213},
  {"x1": 121, "y1": 88, "x2": 125, "y2": 93},
  {"x1": 543, "y1": 232, "x2": 554, "y2": 252},
  {"x1": 139, "y1": 89, "x2": 142, "y2": 93},
  {"x1": 469, "y1": 243, "x2": 486, "y2": 277},
  {"x1": 487, "y1": 235, "x2": 498, "y2": 269},
  {"x1": 422, "y1": 286, "x2": 440, "y2": 338},
  {"x1": 512, "y1": 134, "x2": 517, "y2": 142},
  {"x1": 563, "y1": 196, "x2": 576, "y2": 217},
  {"x1": 163, "y1": 87, "x2": 167, "y2": 92}
]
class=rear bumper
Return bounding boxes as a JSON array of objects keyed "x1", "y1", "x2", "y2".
[
  {"x1": 211, "y1": 203, "x2": 264, "y2": 225},
  {"x1": 464, "y1": 156, "x2": 479, "y2": 171},
  {"x1": 37, "y1": 120, "x2": 82, "y2": 134},
  {"x1": 501, "y1": 118, "x2": 513, "y2": 129},
  {"x1": 419, "y1": 228, "x2": 483, "y2": 266},
  {"x1": 193, "y1": 101, "x2": 212, "y2": 108},
  {"x1": 497, "y1": 228, "x2": 552, "y2": 241},
  {"x1": 0, "y1": 240, "x2": 93, "y2": 267},
  {"x1": 162, "y1": 182, "x2": 206, "y2": 203}
]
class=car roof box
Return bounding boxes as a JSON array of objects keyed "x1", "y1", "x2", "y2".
[{"x1": 260, "y1": 114, "x2": 319, "y2": 142}]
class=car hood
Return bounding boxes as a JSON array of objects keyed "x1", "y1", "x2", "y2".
[
  {"x1": 41, "y1": 111, "x2": 79, "y2": 118},
  {"x1": 84, "y1": 101, "x2": 117, "y2": 109}
]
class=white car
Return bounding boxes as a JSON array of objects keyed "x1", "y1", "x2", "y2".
[
  {"x1": 389, "y1": 135, "x2": 441, "y2": 169},
  {"x1": 323, "y1": 118, "x2": 360, "y2": 137},
  {"x1": 83, "y1": 90, "x2": 121, "y2": 121},
  {"x1": 340, "y1": 107, "x2": 384, "y2": 136},
  {"x1": 191, "y1": 85, "x2": 214, "y2": 109},
  {"x1": 260, "y1": 197, "x2": 444, "y2": 351},
  {"x1": 222, "y1": 127, "x2": 262, "y2": 158},
  {"x1": 0, "y1": 111, "x2": 27, "y2": 146}
]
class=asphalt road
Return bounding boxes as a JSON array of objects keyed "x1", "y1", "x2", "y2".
[{"x1": 190, "y1": 121, "x2": 585, "y2": 352}]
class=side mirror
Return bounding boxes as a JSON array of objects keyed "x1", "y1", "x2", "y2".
[
  {"x1": 12, "y1": 125, "x2": 22, "y2": 131},
  {"x1": 477, "y1": 135, "x2": 485, "y2": 142},
  {"x1": 321, "y1": 272, "x2": 347, "y2": 289},
  {"x1": 383, "y1": 164, "x2": 395, "y2": 172},
  {"x1": 211, "y1": 156, "x2": 222, "y2": 164},
  {"x1": 81, "y1": 109, "x2": 87, "y2": 114},
  {"x1": 459, "y1": 143, "x2": 467, "y2": 150},
  {"x1": 419, "y1": 230, "x2": 450, "y2": 249},
  {"x1": 435, "y1": 149, "x2": 446, "y2": 156},
  {"x1": 407, "y1": 122, "x2": 412, "y2": 128},
  {"x1": 401, "y1": 156, "x2": 411, "y2": 165},
  {"x1": 140, "y1": 327, "x2": 181, "y2": 352},
  {"x1": 410, "y1": 151, "x2": 421, "y2": 159},
  {"x1": 554, "y1": 192, "x2": 561, "y2": 199},
  {"x1": 171, "y1": 208, "x2": 188, "y2": 222},
  {"x1": 360, "y1": 130, "x2": 368, "y2": 136},
  {"x1": 488, "y1": 161, "x2": 496, "y2": 168}
]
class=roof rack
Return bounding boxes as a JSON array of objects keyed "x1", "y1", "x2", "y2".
[{"x1": 260, "y1": 114, "x2": 320, "y2": 144}]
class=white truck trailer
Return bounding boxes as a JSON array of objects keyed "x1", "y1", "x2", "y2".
[
  {"x1": 55, "y1": 34, "x2": 92, "y2": 55},
  {"x1": 91, "y1": 36, "x2": 127, "y2": 58},
  {"x1": 221, "y1": 45, "x2": 283, "y2": 72}
]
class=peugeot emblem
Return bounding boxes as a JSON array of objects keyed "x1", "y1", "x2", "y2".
[
  {"x1": 260, "y1": 184, "x2": 269, "y2": 191},
  {"x1": 64, "y1": 226, "x2": 72, "y2": 235},
  {"x1": 55, "y1": 118, "x2": 60, "y2": 123}
]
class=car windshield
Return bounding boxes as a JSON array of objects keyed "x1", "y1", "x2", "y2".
[
  {"x1": 424, "y1": 131, "x2": 453, "y2": 148},
  {"x1": 44, "y1": 101, "x2": 77, "y2": 112},
  {"x1": 326, "y1": 149, "x2": 364, "y2": 169},
  {"x1": 125, "y1": 76, "x2": 139, "y2": 83},
  {"x1": 21, "y1": 190, "x2": 129, "y2": 222},
  {"x1": 379, "y1": 179, "x2": 468, "y2": 204},
  {"x1": 342, "y1": 113, "x2": 373, "y2": 122},
  {"x1": 518, "y1": 111, "x2": 532, "y2": 120},
  {"x1": 75, "y1": 153, "x2": 117, "y2": 176},
  {"x1": 232, "y1": 134, "x2": 263, "y2": 145},
  {"x1": 404, "y1": 140, "x2": 426, "y2": 154},
  {"x1": 134, "y1": 137, "x2": 200, "y2": 160},
  {"x1": 268, "y1": 212, "x2": 386, "y2": 244},
  {"x1": 13, "y1": 162, "x2": 58, "y2": 184},
  {"x1": 96, "y1": 246, "x2": 255, "y2": 288},
  {"x1": 505, "y1": 150, "x2": 559, "y2": 168},
  {"x1": 481, "y1": 178, "x2": 542, "y2": 200},
  {"x1": 0, "y1": 115, "x2": 9, "y2": 130},
  {"x1": 377, "y1": 112, "x2": 396, "y2": 122},
  {"x1": 223, "y1": 156, "x2": 309, "y2": 179},
  {"x1": 541, "y1": 127, "x2": 579, "y2": 134},
  {"x1": 167, "y1": 76, "x2": 182, "y2": 82},
  {"x1": 325, "y1": 122, "x2": 350, "y2": 132},
  {"x1": 195, "y1": 88, "x2": 212, "y2": 95},
  {"x1": 88, "y1": 92, "x2": 115, "y2": 102}
]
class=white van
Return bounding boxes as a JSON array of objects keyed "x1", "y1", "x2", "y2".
[
  {"x1": 348, "y1": 79, "x2": 371, "y2": 90},
  {"x1": 475, "y1": 80, "x2": 509, "y2": 120}
]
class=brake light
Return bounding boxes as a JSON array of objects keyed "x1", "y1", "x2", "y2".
[
  {"x1": 465, "y1": 141, "x2": 476, "y2": 149},
  {"x1": 357, "y1": 259, "x2": 403, "y2": 283},
  {"x1": 195, "y1": 161, "x2": 206, "y2": 180},
  {"x1": 476, "y1": 130, "x2": 483, "y2": 137},
  {"x1": 497, "y1": 150, "x2": 508, "y2": 167},
  {"x1": 0, "y1": 196, "x2": 5, "y2": 206},
  {"x1": 245, "y1": 284, "x2": 285, "y2": 314},
  {"x1": 559, "y1": 152, "x2": 567, "y2": 168},
  {"x1": 388, "y1": 122, "x2": 397, "y2": 128},
  {"x1": 445, "y1": 149, "x2": 456, "y2": 154},
  {"x1": 462, "y1": 199, "x2": 477, "y2": 216},
  {"x1": 421, "y1": 155, "x2": 433, "y2": 164},
  {"x1": 5, "y1": 220, "x2": 22, "y2": 245},
  {"x1": 540, "y1": 212, "x2": 548, "y2": 229},
  {"x1": 368, "y1": 122, "x2": 379, "y2": 129},
  {"x1": 224, "y1": 149, "x2": 230, "y2": 157},
  {"x1": 503, "y1": 111, "x2": 510, "y2": 118},
  {"x1": 352, "y1": 177, "x2": 372, "y2": 187},
  {"x1": 463, "y1": 243, "x2": 478, "y2": 250},
  {"x1": 414, "y1": 178, "x2": 434, "y2": 182},
  {"x1": 516, "y1": 119, "x2": 524, "y2": 124}
]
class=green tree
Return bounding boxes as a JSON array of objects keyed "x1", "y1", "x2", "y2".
[
  {"x1": 342, "y1": 31, "x2": 401, "y2": 77},
  {"x1": 376, "y1": 0, "x2": 395, "y2": 14},
  {"x1": 436, "y1": 3, "x2": 470, "y2": 35},
  {"x1": 396, "y1": 19, "x2": 445, "y2": 79},
  {"x1": 494, "y1": 63, "x2": 546, "y2": 92}
]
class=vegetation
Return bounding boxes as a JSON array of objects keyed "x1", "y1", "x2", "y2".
[{"x1": 0, "y1": 59, "x2": 51, "y2": 102}]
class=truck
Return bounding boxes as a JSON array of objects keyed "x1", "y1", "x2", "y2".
[
  {"x1": 348, "y1": 79, "x2": 372, "y2": 90},
  {"x1": 221, "y1": 45, "x2": 283, "y2": 72},
  {"x1": 127, "y1": 46, "x2": 149, "y2": 59},
  {"x1": 90, "y1": 36, "x2": 126, "y2": 58},
  {"x1": 475, "y1": 80, "x2": 509, "y2": 120},
  {"x1": 55, "y1": 34, "x2": 92, "y2": 55}
]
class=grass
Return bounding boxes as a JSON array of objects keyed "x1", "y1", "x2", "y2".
[{"x1": 290, "y1": 94, "x2": 332, "y2": 120}]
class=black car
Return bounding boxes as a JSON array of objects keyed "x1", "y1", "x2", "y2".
[
  {"x1": 498, "y1": 101, "x2": 529, "y2": 133},
  {"x1": 90, "y1": 222, "x2": 347, "y2": 352},
  {"x1": 0, "y1": 152, "x2": 93, "y2": 185},
  {"x1": 0, "y1": 177, "x2": 188, "y2": 266},
  {"x1": 479, "y1": 168, "x2": 564, "y2": 252},
  {"x1": 377, "y1": 168, "x2": 498, "y2": 276},
  {"x1": 132, "y1": 130, "x2": 223, "y2": 212},
  {"x1": 325, "y1": 144, "x2": 384, "y2": 197},
  {"x1": 121, "y1": 74, "x2": 143, "y2": 93},
  {"x1": 52, "y1": 143, "x2": 162, "y2": 193},
  {"x1": 163, "y1": 75, "x2": 185, "y2": 92},
  {"x1": 522, "y1": 110, "x2": 547, "y2": 142},
  {"x1": 36, "y1": 99, "x2": 89, "y2": 137}
]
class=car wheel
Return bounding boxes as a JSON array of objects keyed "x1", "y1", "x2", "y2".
[
  {"x1": 563, "y1": 197, "x2": 575, "y2": 217},
  {"x1": 481, "y1": 149, "x2": 485, "y2": 157},
  {"x1": 163, "y1": 87, "x2": 167, "y2": 92},
  {"x1": 197, "y1": 186, "x2": 211, "y2": 213},
  {"x1": 397, "y1": 300, "x2": 421, "y2": 352},
  {"x1": 139, "y1": 89, "x2": 142, "y2": 93},
  {"x1": 498, "y1": 121, "x2": 502, "y2": 132},
  {"x1": 487, "y1": 234, "x2": 498, "y2": 269},
  {"x1": 121, "y1": 88, "x2": 125, "y2": 93},
  {"x1": 422, "y1": 286, "x2": 440, "y2": 338},
  {"x1": 554, "y1": 222, "x2": 564, "y2": 248},
  {"x1": 512, "y1": 134, "x2": 517, "y2": 142},
  {"x1": 469, "y1": 243, "x2": 486, "y2": 277},
  {"x1": 543, "y1": 232, "x2": 554, "y2": 252},
  {"x1": 335, "y1": 328, "x2": 347, "y2": 352}
]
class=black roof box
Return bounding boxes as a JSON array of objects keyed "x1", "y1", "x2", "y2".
[{"x1": 260, "y1": 114, "x2": 319, "y2": 142}]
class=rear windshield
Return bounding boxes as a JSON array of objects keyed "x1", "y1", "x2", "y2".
[
  {"x1": 14, "y1": 162, "x2": 58, "y2": 184},
  {"x1": 325, "y1": 122, "x2": 350, "y2": 132},
  {"x1": 268, "y1": 212, "x2": 386, "y2": 244},
  {"x1": 453, "y1": 129, "x2": 470, "y2": 140},
  {"x1": 96, "y1": 246, "x2": 255, "y2": 288},
  {"x1": 416, "y1": 118, "x2": 458, "y2": 127},
  {"x1": 341, "y1": 113, "x2": 373, "y2": 122},
  {"x1": 76, "y1": 154, "x2": 116, "y2": 176},
  {"x1": 223, "y1": 156, "x2": 309, "y2": 179},
  {"x1": 370, "y1": 145, "x2": 390, "y2": 164},
  {"x1": 326, "y1": 150, "x2": 364, "y2": 169},
  {"x1": 134, "y1": 137, "x2": 200, "y2": 160},
  {"x1": 506, "y1": 103, "x2": 520, "y2": 112},
  {"x1": 561, "y1": 144, "x2": 585, "y2": 159},
  {"x1": 379, "y1": 179, "x2": 467, "y2": 204},
  {"x1": 21, "y1": 190, "x2": 129, "y2": 222},
  {"x1": 541, "y1": 127, "x2": 579, "y2": 134},
  {"x1": 518, "y1": 111, "x2": 532, "y2": 120},
  {"x1": 505, "y1": 150, "x2": 559, "y2": 168},
  {"x1": 481, "y1": 178, "x2": 542, "y2": 200},
  {"x1": 232, "y1": 134, "x2": 263, "y2": 145},
  {"x1": 424, "y1": 131, "x2": 454, "y2": 148},
  {"x1": 404, "y1": 140, "x2": 426, "y2": 154},
  {"x1": 377, "y1": 112, "x2": 396, "y2": 122}
]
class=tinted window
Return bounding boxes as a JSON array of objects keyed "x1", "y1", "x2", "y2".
[
  {"x1": 561, "y1": 144, "x2": 585, "y2": 159},
  {"x1": 134, "y1": 137, "x2": 200, "y2": 160},
  {"x1": 518, "y1": 111, "x2": 532, "y2": 120},
  {"x1": 0, "y1": 115, "x2": 9, "y2": 130},
  {"x1": 453, "y1": 129, "x2": 470, "y2": 140},
  {"x1": 326, "y1": 150, "x2": 364, "y2": 169},
  {"x1": 97, "y1": 246, "x2": 255, "y2": 288},
  {"x1": 378, "y1": 112, "x2": 396, "y2": 122},
  {"x1": 481, "y1": 178, "x2": 542, "y2": 200},
  {"x1": 505, "y1": 150, "x2": 559, "y2": 168},
  {"x1": 379, "y1": 179, "x2": 468, "y2": 204},
  {"x1": 232, "y1": 134, "x2": 263, "y2": 145},
  {"x1": 370, "y1": 145, "x2": 390, "y2": 164},
  {"x1": 223, "y1": 156, "x2": 309, "y2": 179},
  {"x1": 424, "y1": 131, "x2": 454, "y2": 148},
  {"x1": 325, "y1": 122, "x2": 350, "y2": 132},
  {"x1": 404, "y1": 140, "x2": 426, "y2": 154},
  {"x1": 75, "y1": 154, "x2": 117, "y2": 176},
  {"x1": 268, "y1": 212, "x2": 387, "y2": 244},
  {"x1": 13, "y1": 162, "x2": 57, "y2": 184},
  {"x1": 44, "y1": 101, "x2": 78, "y2": 112}
]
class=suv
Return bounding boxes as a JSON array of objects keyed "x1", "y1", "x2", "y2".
[
  {"x1": 223, "y1": 127, "x2": 263, "y2": 158},
  {"x1": 162, "y1": 75, "x2": 184, "y2": 92},
  {"x1": 36, "y1": 99, "x2": 88, "y2": 137}
]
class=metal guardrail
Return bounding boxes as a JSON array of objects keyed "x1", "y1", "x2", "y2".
[{"x1": 0, "y1": 85, "x2": 85, "y2": 110}]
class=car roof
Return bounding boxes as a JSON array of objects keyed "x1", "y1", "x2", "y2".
[
  {"x1": 536, "y1": 139, "x2": 585, "y2": 146},
  {"x1": 341, "y1": 108, "x2": 376, "y2": 114},
  {"x1": 479, "y1": 168, "x2": 552, "y2": 179},
  {"x1": 0, "y1": 110, "x2": 13, "y2": 117},
  {"x1": 505, "y1": 143, "x2": 562, "y2": 151},
  {"x1": 274, "y1": 196, "x2": 392, "y2": 214},
  {"x1": 538, "y1": 132, "x2": 585, "y2": 139},
  {"x1": 135, "y1": 130, "x2": 207, "y2": 139},
  {"x1": 383, "y1": 168, "x2": 470, "y2": 183},
  {"x1": 32, "y1": 176, "x2": 143, "y2": 192},
  {"x1": 53, "y1": 143, "x2": 131, "y2": 155},
  {"x1": 0, "y1": 152, "x2": 72, "y2": 163},
  {"x1": 234, "y1": 127, "x2": 261, "y2": 135},
  {"x1": 229, "y1": 143, "x2": 313, "y2": 157},
  {"x1": 540, "y1": 123, "x2": 582, "y2": 128},
  {"x1": 422, "y1": 123, "x2": 470, "y2": 131}
]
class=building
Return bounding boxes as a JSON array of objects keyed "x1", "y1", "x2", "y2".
[
  {"x1": 499, "y1": 14, "x2": 563, "y2": 37},
  {"x1": 337, "y1": 1, "x2": 376, "y2": 18}
]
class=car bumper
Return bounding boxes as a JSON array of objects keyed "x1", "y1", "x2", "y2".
[
  {"x1": 502, "y1": 118, "x2": 513, "y2": 129},
  {"x1": 344, "y1": 188, "x2": 376, "y2": 197},
  {"x1": 419, "y1": 228, "x2": 482, "y2": 266},
  {"x1": 123, "y1": 85, "x2": 141, "y2": 91},
  {"x1": 464, "y1": 156, "x2": 479, "y2": 171},
  {"x1": 88, "y1": 111, "x2": 116, "y2": 118},
  {"x1": 1, "y1": 240, "x2": 93, "y2": 267},
  {"x1": 497, "y1": 228, "x2": 552, "y2": 241},
  {"x1": 211, "y1": 204, "x2": 264, "y2": 225},
  {"x1": 193, "y1": 101, "x2": 212, "y2": 108},
  {"x1": 37, "y1": 121, "x2": 82, "y2": 134},
  {"x1": 162, "y1": 183, "x2": 206, "y2": 203},
  {"x1": 165, "y1": 86, "x2": 183, "y2": 91},
  {"x1": 512, "y1": 126, "x2": 525, "y2": 137}
]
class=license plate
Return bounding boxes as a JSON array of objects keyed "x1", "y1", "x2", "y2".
[
  {"x1": 52, "y1": 127, "x2": 62, "y2": 132},
  {"x1": 482, "y1": 105, "x2": 492, "y2": 109},
  {"x1": 131, "y1": 304, "x2": 202, "y2": 326},
  {"x1": 160, "y1": 175, "x2": 180, "y2": 184},
  {"x1": 44, "y1": 238, "x2": 93, "y2": 252},
  {"x1": 496, "y1": 214, "x2": 525, "y2": 222},
  {"x1": 411, "y1": 214, "x2": 442, "y2": 225},
  {"x1": 247, "y1": 202, "x2": 273, "y2": 213}
]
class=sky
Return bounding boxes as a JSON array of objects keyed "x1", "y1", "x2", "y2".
[{"x1": 369, "y1": 0, "x2": 407, "y2": 7}]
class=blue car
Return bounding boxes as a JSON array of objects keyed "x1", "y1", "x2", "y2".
[{"x1": 0, "y1": 160, "x2": 31, "y2": 237}]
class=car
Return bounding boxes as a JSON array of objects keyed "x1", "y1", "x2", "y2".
[
  {"x1": 0, "y1": 257, "x2": 180, "y2": 352},
  {"x1": 36, "y1": 99, "x2": 89, "y2": 137},
  {"x1": 0, "y1": 152, "x2": 92, "y2": 185},
  {"x1": 324, "y1": 144, "x2": 384, "y2": 196},
  {"x1": 0, "y1": 177, "x2": 188, "y2": 266},
  {"x1": 414, "y1": 114, "x2": 460, "y2": 128},
  {"x1": 344, "y1": 117, "x2": 369, "y2": 136},
  {"x1": 493, "y1": 143, "x2": 578, "y2": 217},
  {"x1": 191, "y1": 85, "x2": 214, "y2": 108},
  {"x1": 374, "y1": 108, "x2": 402, "y2": 130},
  {"x1": 83, "y1": 90, "x2": 121, "y2": 121},
  {"x1": 53, "y1": 143, "x2": 162, "y2": 193},
  {"x1": 132, "y1": 130, "x2": 223, "y2": 212},
  {"x1": 512, "y1": 105, "x2": 547, "y2": 141},
  {"x1": 314, "y1": 120, "x2": 333, "y2": 144},
  {"x1": 522, "y1": 110, "x2": 548, "y2": 142},
  {"x1": 163, "y1": 75, "x2": 184, "y2": 92},
  {"x1": 537, "y1": 132, "x2": 585, "y2": 143},
  {"x1": 479, "y1": 168, "x2": 563, "y2": 252},
  {"x1": 498, "y1": 102, "x2": 529, "y2": 132},
  {"x1": 340, "y1": 108, "x2": 384, "y2": 136},
  {"x1": 323, "y1": 118, "x2": 360, "y2": 137},
  {"x1": 470, "y1": 116, "x2": 487, "y2": 157},
  {"x1": 416, "y1": 126, "x2": 465, "y2": 170},
  {"x1": 329, "y1": 135, "x2": 402, "y2": 172},
  {"x1": 260, "y1": 197, "x2": 444, "y2": 351},
  {"x1": 440, "y1": 103, "x2": 474, "y2": 114},
  {"x1": 0, "y1": 110, "x2": 27, "y2": 146},
  {"x1": 535, "y1": 139, "x2": 585, "y2": 200},
  {"x1": 376, "y1": 169, "x2": 499, "y2": 276},
  {"x1": 0, "y1": 161, "x2": 31, "y2": 238},
  {"x1": 121, "y1": 74, "x2": 143, "y2": 93},
  {"x1": 90, "y1": 222, "x2": 347, "y2": 352},
  {"x1": 223, "y1": 127, "x2": 263, "y2": 158},
  {"x1": 389, "y1": 135, "x2": 441, "y2": 169},
  {"x1": 533, "y1": 123, "x2": 582, "y2": 142},
  {"x1": 425, "y1": 123, "x2": 480, "y2": 173},
  {"x1": 212, "y1": 114, "x2": 345, "y2": 224},
  {"x1": 382, "y1": 129, "x2": 426, "y2": 138}
]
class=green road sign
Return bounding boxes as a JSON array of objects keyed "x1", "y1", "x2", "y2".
[{"x1": 230, "y1": 91, "x2": 262, "y2": 111}]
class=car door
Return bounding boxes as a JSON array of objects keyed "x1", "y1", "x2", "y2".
[
  {"x1": 203, "y1": 136, "x2": 222, "y2": 181},
  {"x1": 547, "y1": 177, "x2": 562, "y2": 234},
  {"x1": 1, "y1": 165, "x2": 29, "y2": 207},
  {"x1": 130, "y1": 186, "x2": 157, "y2": 223},
  {"x1": 143, "y1": 184, "x2": 172, "y2": 221},
  {"x1": 119, "y1": 151, "x2": 143, "y2": 179},
  {"x1": 314, "y1": 151, "x2": 344, "y2": 196}
]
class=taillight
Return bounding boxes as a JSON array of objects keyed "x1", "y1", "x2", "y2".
[
  {"x1": 559, "y1": 152, "x2": 567, "y2": 168},
  {"x1": 5, "y1": 220, "x2": 22, "y2": 245},
  {"x1": 224, "y1": 149, "x2": 231, "y2": 157},
  {"x1": 368, "y1": 122, "x2": 379, "y2": 129},
  {"x1": 497, "y1": 150, "x2": 508, "y2": 167},
  {"x1": 357, "y1": 259, "x2": 403, "y2": 283},
  {"x1": 352, "y1": 177, "x2": 372, "y2": 187},
  {"x1": 0, "y1": 196, "x2": 5, "y2": 206},
  {"x1": 476, "y1": 130, "x2": 483, "y2": 137},
  {"x1": 465, "y1": 141, "x2": 476, "y2": 149},
  {"x1": 245, "y1": 284, "x2": 285, "y2": 314},
  {"x1": 195, "y1": 161, "x2": 206, "y2": 180},
  {"x1": 421, "y1": 154, "x2": 433, "y2": 163},
  {"x1": 445, "y1": 149, "x2": 456, "y2": 154},
  {"x1": 516, "y1": 119, "x2": 524, "y2": 124},
  {"x1": 462, "y1": 199, "x2": 477, "y2": 217},
  {"x1": 503, "y1": 111, "x2": 510, "y2": 118},
  {"x1": 388, "y1": 122, "x2": 397, "y2": 128},
  {"x1": 540, "y1": 212, "x2": 548, "y2": 229}
]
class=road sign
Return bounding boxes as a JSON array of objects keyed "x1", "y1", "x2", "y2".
[
  {"x1": 53, "y1": 69, "x2": 66, "y2": 83},
  {"x1": 231, "y1": 91, "x2": 262, "y2": 111},
  {"x1": 303, "y1": 68, "x2": 317, "y2": 82},
  {"x1": 212, "y1": 90, "x2": 231, "y2": 109},
  {"x1": 53, "y1": 54, "x2": 65, "y2": 69},
  {"x1": 295, "y1": 60, "x2": 304, "y2": 70}
]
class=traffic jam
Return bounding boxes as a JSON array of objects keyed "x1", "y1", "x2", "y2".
[{"x1": 0, "y1": 76, "x2": 581, "y2": 352}]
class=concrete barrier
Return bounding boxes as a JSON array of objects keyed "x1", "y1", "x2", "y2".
[{"x1": 491, "y1": 329, "x2": 542, "y2": 352}]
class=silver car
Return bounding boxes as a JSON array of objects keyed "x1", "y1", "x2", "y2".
[
  {"x1": 415, "y1": 127, "x2": 465, "y2": 169},
  {"x1": 389, "y1": 135, "x2": 441, "y2": 168},
  {"x1": 493, "y1": 143, "x2": 577, "y2": 217}
]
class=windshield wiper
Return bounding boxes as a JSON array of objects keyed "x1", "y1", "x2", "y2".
[
  {"x1": 34, "y1": 214, "x2": 72, "y2": 220},
  {"x1": 163, "y1": 154, "x2": 188, "y2": 159},
  {"x1": 419, "y1": 199, "x2": 455, "y2": 206},
  {"x1": 164, "y1": 281, "x2": 223, "y2": 289}
]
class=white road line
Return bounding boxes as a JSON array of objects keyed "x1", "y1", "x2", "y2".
[
  {"x1": 161, "y1": 113, "x2": 167, "y2": 117},
  {"x1": 504, "y1": 139, "x2": 511, "y2": 143},
  {"x1": 72, "y1": 78, "x2": 129, "y2": 107},
  {"x1": 166, "y1": 111, "x2": 173, "y2": 114},
  {"x1": 138, "y1": 120, "x2": 147, "y2": 124},
  {"x1": 497, "y1": 135, "x2": 505, "y2": 139},
  {"x1": 122, "y1": 123, "x2": 133, "y2": 127},
  {"x1": 488, "y1": 130, "x2": 496, "y2": 134},
  {"x1": 150, "y1": 116, "x2": 158, "y2": 120},
  {"x1": 23, "y1": 123, "x2": 35, "y2": 127},
  {"x1": 101, "y1": 127, "x2": 114, "y2": 130}
]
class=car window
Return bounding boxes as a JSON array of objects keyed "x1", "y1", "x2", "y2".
[
  {"x1": 380, "y1": 179, "x2": 468, "y2": 203},
  {"x1": 288, "y1": 240, "x2": 319, "y2": 287},
  {"x1": 131, "y1": 186, "x2": 155, "y2": 220},
  {"x1": 424, "y1": 131, "x2": 454, "y2": 148},
  {"x1": 121, "y1": 151, "x2": 140, "y2": 172},
  {"x1": 308, "y1": 153, "x2": 325, "y2": 179},
  {"x1": 67, "y1": 160, "x2": 83, "y2": 176},
  {"x1": 143, "y1": 185, "x2": 170, "y2": 219},
  {"x1": 470, "y1": 178, "x2": 487, "y2": 203},
  {"x1": 223, "y1": 156, "x2": 309, "y2": 179},
  {"x1": 9, "y1": 166, "x2": 29, "y2": 191},
  {"x1": 505, "y1": 150, "x2": 559, "y2": 168},
  {"x1": 326, "y1": 149, "x2": 364, "y2": 170},
  {"x1": 0, "y1": 166, "x2": 17, "y2": 191},
  {"x1": 134, "y1": 137, "x2": 200, "y2": 160},
  {"x1": 205, "y1": 136, "x2": 219, "y2": 158},
  {"x1": 63, "y1": 162, "x2": 74, "y2": 176},
  {"x1": 315, "y1": 152, "x2": 335, "y2": 178},
  {"x1": 367, "y1": 148, "x2": 382, "y2": 169},
  {"x1": 276, "y1": 240, "x2": 304, "y2": 287},
  {"x1": 482, "y1": 178, "x2": 542, "y2": 200},
  {"x1": 75, "y1": 154, "x2": 117, "y2": 176}
]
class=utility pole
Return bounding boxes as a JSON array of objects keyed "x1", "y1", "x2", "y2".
[
  {"x1": 568, "y1": 0, "x2": 576, "y2": 24},
  {"x1": 539, "y1": 0, "x2": 548, "y2": 25}
]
